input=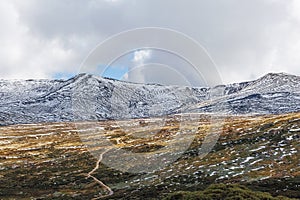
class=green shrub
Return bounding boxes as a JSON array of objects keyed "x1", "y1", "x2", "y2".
[{"x1": 163, "y1": 184, "x2": 296, "y2": 200}]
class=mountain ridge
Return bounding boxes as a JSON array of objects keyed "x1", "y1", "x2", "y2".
[{"x1": 0, "y1": 72, "x2": 299, "y2": 126}]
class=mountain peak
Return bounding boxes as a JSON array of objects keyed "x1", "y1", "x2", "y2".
[
  {"x1": 259, "y1": 72, "x2": 295, "y2": 80},
  {"x1": 254, "y1": 72, "x2": 300, "y2": 85},
  {"x1": 71, "y1": 73, "x2": 119, "y2": 82},
  {"x1": 1, "y1": 72, "x2": 300, "y2": 126}
]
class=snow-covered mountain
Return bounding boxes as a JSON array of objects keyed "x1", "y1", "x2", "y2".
[
  {"x1": 0, "y1": 73, "x2": 299, "y2": 125},
  {"x1": 187, "y1": 73, "x2": 300, "y2": 114}
]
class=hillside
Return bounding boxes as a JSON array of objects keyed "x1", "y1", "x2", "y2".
[
  {"x1": 0, "y1": 73, "x2": 300, "y2": 126},
  {"x1": 0, "y1": 112, "x2": 299, "y2": 199}
]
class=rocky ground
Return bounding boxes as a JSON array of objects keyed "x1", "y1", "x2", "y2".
[{"x1": 0, "y1": 112, "x2": 299, "y2": 199}]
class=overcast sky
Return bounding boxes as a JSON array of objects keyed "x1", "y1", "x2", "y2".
[{"x1": 0, "y1": 0, "x2": 300, "y2": 84}]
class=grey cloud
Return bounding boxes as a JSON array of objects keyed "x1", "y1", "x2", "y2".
[{"x1": 0, "y1": 0, "x2": 299, "y2": 84}]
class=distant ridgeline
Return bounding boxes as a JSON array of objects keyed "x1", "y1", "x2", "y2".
[{"x1": 0, "y1": 72, "x2": 300, "y2": 125}]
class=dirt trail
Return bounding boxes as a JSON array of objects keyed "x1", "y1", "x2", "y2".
[{"x1": 86, "y1": 148, "x2": 113, "y2": 199}]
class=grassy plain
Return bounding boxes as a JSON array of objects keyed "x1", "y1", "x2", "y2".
[{"x1": 0, "y1": 113, "x2": 299, "y2": 199}]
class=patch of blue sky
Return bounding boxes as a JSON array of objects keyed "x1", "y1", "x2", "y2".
[
  {"x1": 53, "y1": 72, "x2": 76, "y2": 80},
  {"x1": 102, "y1": 64, "x2": 128, "y2": 80}
]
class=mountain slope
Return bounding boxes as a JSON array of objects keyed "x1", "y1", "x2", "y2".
[
  {"x1": 186, "y1": 73, "x2": 300, "y2": 114},
  {"x1": 0, "y1": 74, "x2": 207, "y2": 125},
  {"x1": 0, "y1": 73, "x2": 299, "y2": 125}
]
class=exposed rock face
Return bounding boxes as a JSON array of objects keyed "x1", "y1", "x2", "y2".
[{"x1": 0, "y1": 73, "x2": 299, "y2": 125}]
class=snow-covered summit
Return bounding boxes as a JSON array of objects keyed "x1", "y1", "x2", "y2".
[{"x1": 0, "y1": 72, "x2": 299, "y2": 125}]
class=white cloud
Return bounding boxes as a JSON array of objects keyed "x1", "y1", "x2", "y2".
[
  {"x1": 0, "y1": 0, "x2": 299, "y2": 84},
  {"x1": 132, "y1": 50, "x2": 151, "y2": 64},
  {"x1": 0, "y1": 0, "x2": 79, "y2": 79},
  {"x1": 122, "y1": 72, "x2": 129, "y2": 80},
  {"x1": 105, "y1": 0, "x2": 122, "y2": 3},
  {"x1": 127, "y1": 50, "x2": 152, "y2": 83},
  {"x1": 288, "y1": 0, "x2": 300, "y2": 22}
]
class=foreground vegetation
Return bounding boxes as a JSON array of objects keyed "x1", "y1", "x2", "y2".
[
  {"x1": 0, "y1": 112, "x2": 299, "y2": 199},
  {"x1": 164, "y1": 184, "x2": 296, "y2": 200}
]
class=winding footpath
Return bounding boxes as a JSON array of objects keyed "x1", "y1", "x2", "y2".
[{"x1": 86, "y1": 148, "x2": 114, "y2": 200}]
